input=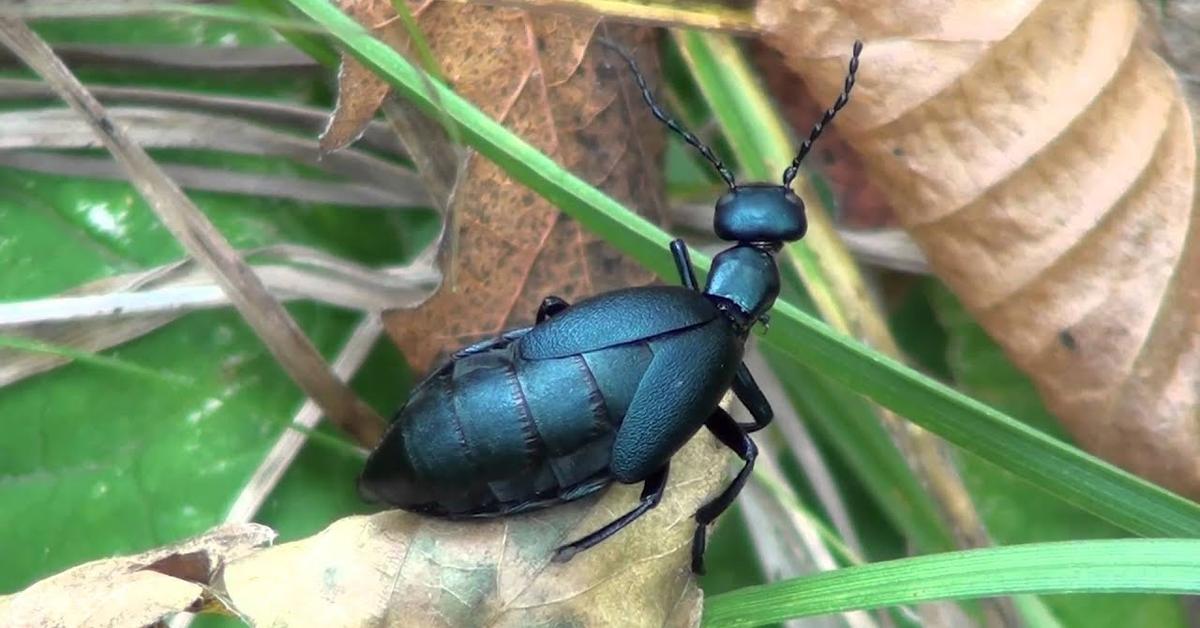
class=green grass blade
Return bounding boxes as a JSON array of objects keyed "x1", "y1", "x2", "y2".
[
  {"x1": 0, "y1": 334, "x2": 192, "y2": 386},
  {"x1": 283, "y1": 0, "x2": 1200, "y2": 537},
  {"x1": 703, "y1": 539, "x2": 1200, "y2": 627},
  {"x1": 766, "y1": 350, "x2": 954, "y2": 553},
  {"x1": 239, "y1": 0, "x2": 340, "y2": 66},
  {"x1": 765, "y1": 301, "x2": 1200, "y2": 537}
]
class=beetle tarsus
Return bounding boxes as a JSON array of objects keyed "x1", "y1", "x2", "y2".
[{"x1": 551, "y1": 545, "x2": 577, "y2": 563}]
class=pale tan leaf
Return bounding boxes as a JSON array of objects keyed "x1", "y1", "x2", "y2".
[
  {"x1": 759, "y1": 0, "x2": 1200, "y2": 496},
  {"x1": 0, "y1": 524, "x2": 274, "y2": 628},
  {"x1": 218, "y1": 434, "x2": 727, "y2": 627}
]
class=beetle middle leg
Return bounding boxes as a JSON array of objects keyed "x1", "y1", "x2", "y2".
[
  {"x1": 692, "y1": 406, "x2": 756, "y2": 574},
  {"x1": 552, "y1": 464, "x2": 669, "y2": 563},
  {"x1": 536, "y1": 295, "x2": 570, "y2": 323},
  {"x1": 732, "y1": 363, "x2": 774, "y2": 432}
]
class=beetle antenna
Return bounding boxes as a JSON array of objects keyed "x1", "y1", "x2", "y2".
[
  {"x1": 781, "y1": 40, "x2": 863, "y2": 187},
  {"x1": 598, "y1": 38, "x2": 736, "y2": 190}
]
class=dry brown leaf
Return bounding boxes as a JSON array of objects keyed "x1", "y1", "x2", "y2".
[
  {"x1": 381, "y1": 7, "x2": 663, "y2": 372},
  {"x1": 321, "y1": 0, "x2": 400, "y2": 153},
  {"x1": 217, "y1": 434, "x2": 724, "y2": 627},
  {"x1": 759, "y1": 0, "x2": 1200, "y2": 496},
  {"x1": 0, "y1": 524, "x2": 274, "y2": 628}
]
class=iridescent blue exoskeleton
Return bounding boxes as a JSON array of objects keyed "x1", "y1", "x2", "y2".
[{"x1": 359, "y1": 39, "x2": 863, "y2": 573}]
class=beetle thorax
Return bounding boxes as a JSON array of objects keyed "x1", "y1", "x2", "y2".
[{"x1": 703, "y1": 244, "x2": 781, "y2": 330}]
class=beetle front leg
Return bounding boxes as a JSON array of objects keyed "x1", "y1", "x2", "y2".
[
  {"x1": 552, "y1": 464, "x2": 669, "y2": 563},
  {"x1": 670, "y1": 239, "x2": 700, "y2": 291},
  {"x1": 692, "y1": 407, "x2": 756, "y2": 574},
  {"x1": 732, "y1": 363, "x2": 773, "y2": 432}
]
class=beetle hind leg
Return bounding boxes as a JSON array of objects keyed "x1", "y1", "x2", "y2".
[
  {"x1": 552, "y1": 464, "x2": 669, "y2": 563},
  {"x1": 536, "y1": 295, "x2": 570, "y2": 323},
  {"x1": 691, "y1": 407, "x2": 756, "y2": 574}
]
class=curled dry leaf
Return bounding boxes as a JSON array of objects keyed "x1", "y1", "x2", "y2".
[
  {"x1": 380, "y1": 8, "x2": 664, "y2": 372},
  {"x1": 759, "y1": 0, "x2": 1200, "y2": 497},
  {"x1": 0, "y1": 523, "x2": 274, "y2": 628},
  {"x1": 320, "y1": 0, "x2": 399, "y2": 153},
  {"x1": 217, "y1": 434, "x2": 724, "y2": 627}
]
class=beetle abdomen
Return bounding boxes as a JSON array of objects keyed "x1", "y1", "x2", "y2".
[{"x1": 359, "y1": 338, "x2": 654, "y2": 517}]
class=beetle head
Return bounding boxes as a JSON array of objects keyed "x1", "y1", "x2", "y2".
[{"x1": 714, "y1": 183, "x2": 807, "y2": 244}]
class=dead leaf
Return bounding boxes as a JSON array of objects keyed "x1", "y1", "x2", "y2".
[
  {"x1": 759, "y1": 0, "x2": 1200, "y2": 496},
  {"x1": 320, "y1": 0, "x2": 399, "y2": 153},
  {"x1": 381, "y1": 8, "x2": 664, "y2": 373},
  {"x1": 0, "y1": 524, "x2": 274, "y2": 628},
  {"x1": 217, "y1": 434, "x2": 725, "y2": 627}
]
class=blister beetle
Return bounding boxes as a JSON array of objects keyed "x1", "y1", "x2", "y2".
[{"x1": 359, "y1": 39, "x2": 863, "y2": 573}]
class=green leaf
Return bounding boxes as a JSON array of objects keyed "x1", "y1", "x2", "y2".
[
  {"x1": 0, "y1": 15, "x2": 425, "y2": 594},
  {"x1": 702, "y1": 539, "x2": 1200, "y2": 627},
  {"x1": 285, "y1": 0, "x2": 1200, "y2": 539},
  {"x1": 0, "y1": 334, "x2": 193, "y2": 386}
]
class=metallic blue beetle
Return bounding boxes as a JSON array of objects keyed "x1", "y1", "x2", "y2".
[{"x1": 360, "y1": 39, "x2": 863, "y2": 573}]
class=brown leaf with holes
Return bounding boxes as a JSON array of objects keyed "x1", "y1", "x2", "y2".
[
  {"x1": 217, "y1": 434, "x2": 723, "y2": 627},
  {"x1": 381, "y1": 8, "x2": 664, "y2": 373},
  {"x1": 0, "y1": 524, "x2": 274, "y2": 627},
  {"x1": 320, "y1": 0, "x2": 396, "y2": 153},
  {"x1": 759, "y1": 0, "x2": 1200, "y2": 497}
]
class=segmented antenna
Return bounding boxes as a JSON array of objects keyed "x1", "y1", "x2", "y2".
[
  {"x1": 781, "y1": 40, "x2": 864, "y2": 187},
  {"x1": 598, "y1": 39, "x2": 736, "y2": 190}
]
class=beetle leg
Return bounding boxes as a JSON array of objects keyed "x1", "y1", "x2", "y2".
[
  {"x1": 670, "y1": 239, "x2": 700, "y2": 291},
  {"x1": 691, "y1": 407, "x2": 756, "y2": 574},
  {"x1": 536, "y1": 296, "x2": 570, "y2": 323},
  {"x1": 732, "y1": 363, "x2": 773, "y2": 432},
  {"x1": 552, "y1": 464, "x2": 669, "y2": 563}
]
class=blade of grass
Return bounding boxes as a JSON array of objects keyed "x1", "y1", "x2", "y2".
[
  {"x1": 764, "y1": 348, "x2": 953, "y2": 553},
  {"x1": 0, "y1": 334, "x2": 192, "y2": 386},
  {"x1": 284, "y1": 0, "x2": 1200, "y2": 537},
  {"x1": 239, "y1": 0, "x2": 340, "y2": 66},
  {"x1": 702, "y1": 539, "x2": 1200, "y2": 627}
]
